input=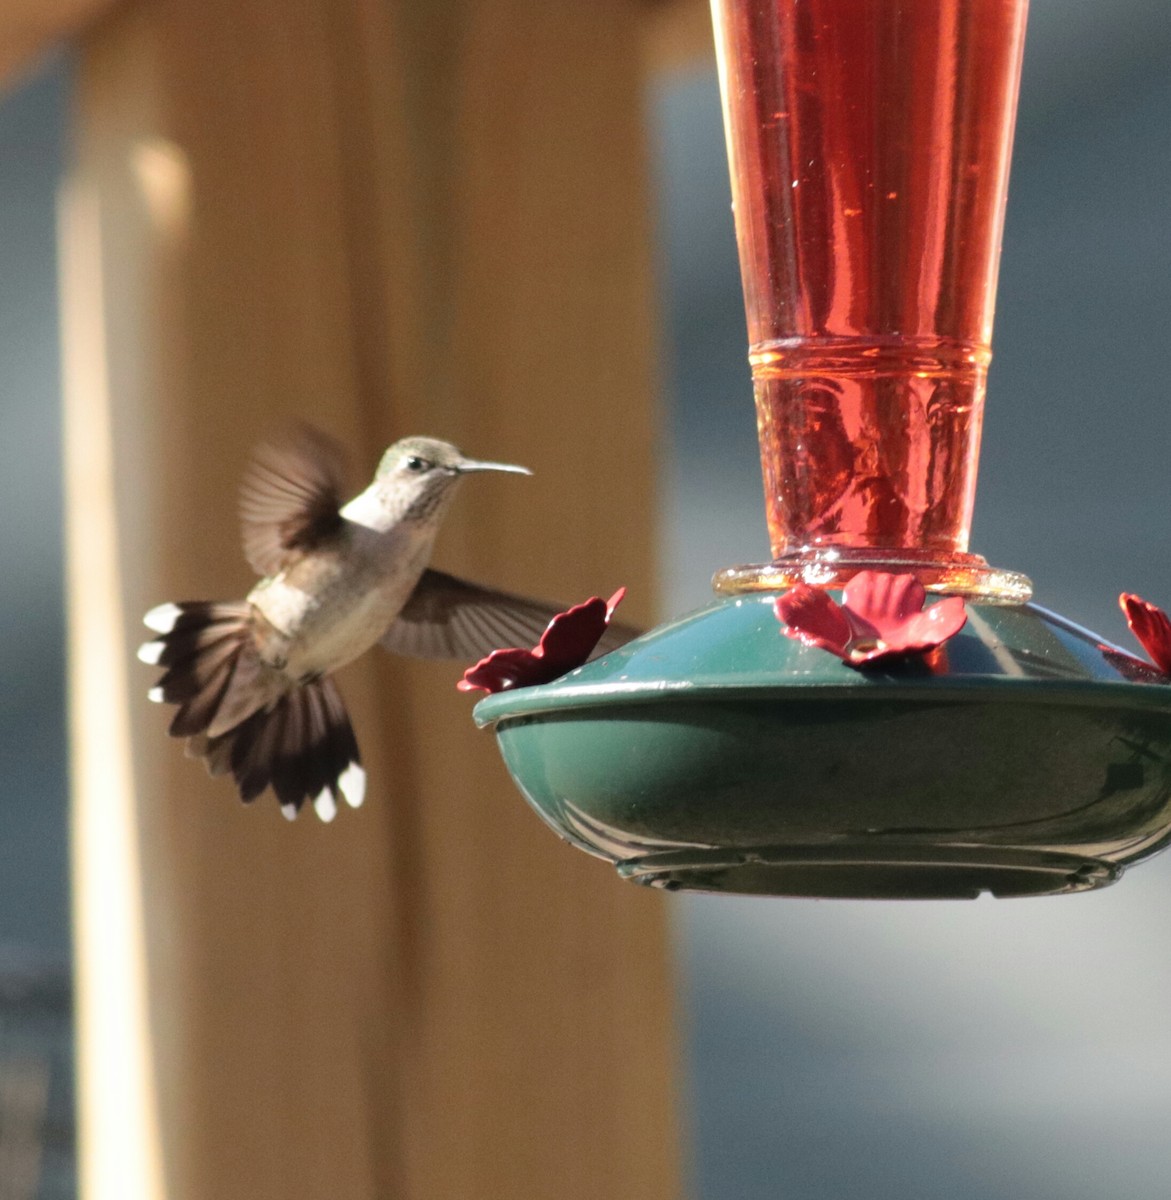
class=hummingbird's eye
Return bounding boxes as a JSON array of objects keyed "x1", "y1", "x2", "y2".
[{"x1": 404, "y1": 455, "x2": 431, "y2": 473}]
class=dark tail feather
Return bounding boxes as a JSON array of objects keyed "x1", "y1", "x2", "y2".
[
  {"x1": 140, "y1": 601, "x2": 319, "y2": 816},
  {"x1": 139, "y1": 601, "x2": 267, "y2": 739},
  {"x1": 206, "y1": 678, "x2": 365, "y2": 821},
  {"x1": 141, "y1": 601, "x2": 364, "y2": 820}
]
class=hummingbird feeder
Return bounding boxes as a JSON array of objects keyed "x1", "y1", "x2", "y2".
[{"x1": 472, "y1": 0, "x2": 1171, "y2": 899}]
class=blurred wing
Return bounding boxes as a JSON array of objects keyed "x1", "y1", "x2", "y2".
[
  {"x1": 380, "y1": 569, "x2": 640, "y2": 661},
  {"x1": 239, "y1": 424, "x2": 350, "y2": 576}
]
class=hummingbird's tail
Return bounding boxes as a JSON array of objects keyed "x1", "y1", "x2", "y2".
[{"x1": 138, "y1": 601, "x2": 365, "y2": 821}]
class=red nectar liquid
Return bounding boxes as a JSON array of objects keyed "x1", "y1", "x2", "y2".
[{"x1": 712, "y1": 0, "x2": 1028, "y2": 558}]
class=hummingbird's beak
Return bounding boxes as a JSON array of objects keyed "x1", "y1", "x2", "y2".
[{"x1": 454, "y1": 457, "x2": 532, "y2": 476}]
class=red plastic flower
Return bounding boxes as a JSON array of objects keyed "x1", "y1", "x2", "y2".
[
  {"x1": 775, "y1": 570, "x2": 967, "y2": 668},
  {"x1": 1119, "y1": 592, "x2": 1171, "y2": 676},
  {"x1": 458, "y1": 588, "x2": 626, "y2": 695}
]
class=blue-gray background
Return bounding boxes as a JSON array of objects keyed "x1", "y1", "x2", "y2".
[
  {"x1": 0, "y1": 60, "x2": 67, "y2": 960},
  {"x1": 3, "y1": 3, "x2": 1171, "y2": 1194}
]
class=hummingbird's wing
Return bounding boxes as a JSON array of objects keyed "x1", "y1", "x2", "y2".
[
  {"x1": 238, "y1": 424, "x2": 350, "y2": 576},
  {"x1": 380, "y1": 569, "x2": 640, "y2": 661}
]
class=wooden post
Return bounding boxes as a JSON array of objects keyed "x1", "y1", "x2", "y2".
[{"x1": 62, "y1": 1, "x2": 679, "y2": 1196}]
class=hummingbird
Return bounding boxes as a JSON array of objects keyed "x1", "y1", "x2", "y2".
[{"x1": 138, "y1": 425, "x2": 634, "y2": 822}]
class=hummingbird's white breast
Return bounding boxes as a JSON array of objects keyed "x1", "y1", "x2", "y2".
[{"x1": 248, "y1": 490, "x2": 438, "y2": 681}]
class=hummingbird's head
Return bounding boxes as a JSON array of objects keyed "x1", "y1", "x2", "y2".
[{"x1": 375, "y1": 436, "x2": 531, "y2": 521}]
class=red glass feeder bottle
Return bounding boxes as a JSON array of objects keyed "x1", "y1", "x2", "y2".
[{"x1": 712, "y1": 0, "x2": 1031, "y2": 598}]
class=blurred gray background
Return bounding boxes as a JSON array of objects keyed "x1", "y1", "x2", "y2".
[
  {"x1": 0, "y1": 53, "x2": 72, "y2": 1200},
  {"x1": 3, "y1": 1, "x2": 1171, "y2": 1195},
  {"x1": 0, "y1": 59, "x2": 67, "y2": 961}
]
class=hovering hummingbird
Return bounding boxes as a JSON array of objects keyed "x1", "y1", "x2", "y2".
[{"x1": 138, "y1": 426, "x2": 633, "y2": 822}]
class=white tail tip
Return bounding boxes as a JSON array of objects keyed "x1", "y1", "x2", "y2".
[
  {"x1": 281, "y1": 803, "x2": 299, "y2": 822},
  {"x1": 313, "y1": 790, "x2": 338, "y2": 823},
  {"x1": 137, "y1": 640, "x2": 165, "y2": 665},
  {"x1": 144, "y1": 602, "x2": 183, "y2": 634},
  {"x1": 147, "y1": 686, "x2": 165, "y2": 704},
  {"x1": 338, "y1": 761, "x2": 366, "y2": 809}
]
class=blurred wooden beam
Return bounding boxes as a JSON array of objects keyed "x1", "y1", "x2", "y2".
[
  {"x1": 0, "y1": 0, "x2": 122, "y2": 90},
  {"x1": 63, "y1": 0, "x2": 679, "y2": 1197},
  {"x1": 1, "y1": 0, "x2": 716, "y2": 95},
  {"x1": 644, "y1": 0, "x2": 714, "y2": 74}
]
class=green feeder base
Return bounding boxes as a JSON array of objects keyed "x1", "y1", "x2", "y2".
[{"x1": 473, "y1": 596, "x2": 1171, "y2": 899}]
